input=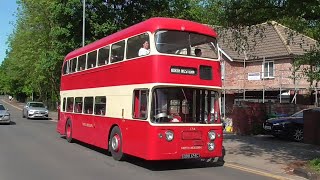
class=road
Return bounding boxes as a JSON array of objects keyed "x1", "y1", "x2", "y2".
[{"x1": 0, "y1": 98, "x2": 277, "y2": 180}]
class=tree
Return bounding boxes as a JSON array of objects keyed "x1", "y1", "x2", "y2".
[{"x1": 219, "y1": 0, "x2": 320, "y2": 87}]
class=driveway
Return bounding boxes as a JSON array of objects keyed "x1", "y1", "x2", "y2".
[{"x1": 223, "y1": 133, "x2": 320, "y2": 178}]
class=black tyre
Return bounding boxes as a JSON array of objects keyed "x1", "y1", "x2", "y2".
[
  {"x1": 109, "y1": 126, "x2": 125, "y2": 161},
  {"x1": 22, "y1": 111, "x2": 25, "y2": 118},
  {"x1": 65, "y1": 120, "x2": 74, "y2": 143}
]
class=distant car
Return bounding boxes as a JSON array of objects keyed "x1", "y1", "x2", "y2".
[
  {"x1": 0, "y1": 104, "x2": 11, "y2": 124},
  {"x1": 22, "y1": 102, "x2": 49, "y2": 119},
  {"x1": 263, "y1": 107, "x2": 320, "y2": 142}
]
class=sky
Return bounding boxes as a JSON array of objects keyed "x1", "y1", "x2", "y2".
[{"x1": 0, "y1": 0, "x2": 18, "y2": 64}]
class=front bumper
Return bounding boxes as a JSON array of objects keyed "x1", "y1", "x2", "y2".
[
  {"x1": 0, "y1": 116, "x2": 11, "y2": 124},
  {"x1": 263, "y1": 123, "x2": 289, "y2": 136},
  {"x1": 28, "y1": 112, "x2": 48, "y2": 119}
]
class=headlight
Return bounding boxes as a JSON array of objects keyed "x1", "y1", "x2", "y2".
[
  {"x1": 165, "y1": 130, "x2": 174, "y2": 142},
  {"x1": 45, "y1": 110, "x2": 49, "y2": 113},
  {"x1": 208, "y1": 131, "x2": 216, "y2": 140},
  {"x1": 29, "y1": 110, "x2": 35, "y2": 114},
  {"x1": 208, "y1": 142, "x2": 215, "y2": 151},
  {"x1": 3, "y1": 114, "x2": 10, "y2": 120}
]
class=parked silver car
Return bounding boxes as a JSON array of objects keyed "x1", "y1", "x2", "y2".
[
  {"x1": 22, "y1": 102, "x2": 49, "y2": 119},
  {"x1": 0, "y1": 104, "x2": 11, "y2": 124}
]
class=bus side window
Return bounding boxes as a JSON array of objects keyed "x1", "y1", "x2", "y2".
[
  {"x1": 72, "y1": 58, "x2": 77, "y2": 72},
  {"x1": 63, "y1": 61, "x2": 68, "y2": 75},
  {"x1": 87, "y1": 50, "x2": 97, "y2": 69},
  {"x1": 66, "y1": 97, "x2": 74, "y2": 112},
  {"x1": 74, "y1": 97, "x2": 83, "y2": 113},
  {"x1": 62, "y1": 98, "x2": 66, "y2": 112},
  {"x1": 94, "y1": 96, "x2": 106, "y2": 116},
  {"x1": 77, "y1": 54, "x2": 86, "y2": 71},
  {"x1": 127, "y1": 33, "x2": 150, "y2": 59},
  {"x1": 111, "y1": 40, "x2": 125, "y2": 63},
  {"x1": 98, "y1": 46, "x2": 110, "y2": 66},
  {"x1": 133, "y1": 89, "x2": 148, "y2": 119},
  {"x1": 84, "y1": 97, "x2": 94, "y2": 114}
]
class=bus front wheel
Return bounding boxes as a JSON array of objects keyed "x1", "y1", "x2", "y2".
[
  {"x1": 65, "y1": 119, "x2": 73, "y2": 143},
  {"x1": 109, "y1": 126, "x2": 125, "y2": 161}
]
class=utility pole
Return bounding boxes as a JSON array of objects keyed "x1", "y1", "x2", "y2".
[{"x1": 82, "y1": 0, "x2": 86, "y2": 47}]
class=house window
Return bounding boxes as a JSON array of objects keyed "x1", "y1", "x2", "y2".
[{"x1": 263, "y1": 61, "x2": 274, "y2": 78}]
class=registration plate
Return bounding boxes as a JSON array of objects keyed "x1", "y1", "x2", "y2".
[
  {"x1": 264, "y1": 125, "x2": 272, "y2": 130},
  {"x1": 182, "y1": 154, "x2": 200, "y2": 159}
]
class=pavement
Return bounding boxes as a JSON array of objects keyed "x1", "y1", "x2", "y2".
[{"x1": 2, "y1": 98, "x2": 320, "y2": 180}]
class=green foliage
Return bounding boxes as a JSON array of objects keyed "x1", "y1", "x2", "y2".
[
  {"x1": 220, "y1": 0, "x2": 320, "y2": 88},
  {"x1": 0, "y1": 0, "x2": 319, "y2": 106},
  {"x1": 0, "y1": 0, "x2": 211, "y2": 105},
  {"x1": 309, "y1": 158, "x2": 320, "y2": 172}
]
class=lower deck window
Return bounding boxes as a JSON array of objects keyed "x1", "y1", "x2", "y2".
[
  {"x1": 151, "y1": 87, "x2": 220, "y2": 124},
  {"x1": 84, "y1": 97, "x2": 94, "y2": 114},
  {"x1": 95, "y1": 96, "x2": 106, "y2": 115}
]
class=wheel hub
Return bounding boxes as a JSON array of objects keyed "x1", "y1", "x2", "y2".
[
  {"x1": 111, "y1": 134, "x2": 120, "y2": 152},
  {"x1": 294, "y1": 129, "x2": 303, "y2": 141}
]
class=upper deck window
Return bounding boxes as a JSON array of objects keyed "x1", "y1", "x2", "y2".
[
  {"x1": 69, "y1": 58, "x2": 77, "y2": 73},
  {"x1": 62, "y1": 61, "x2": 68, "y2": 75},
  {"x1": 111, "y1": 41, "x2": 125, "y2": 63},
  {"x1": 127, "y1": 33, "x2": 150, "y2": 59},
  {"x1": 98, "y1": 46, "x2": 110, "y2": 66},
  {"x1": 87, "y1": 50, "x2": 97, "y2": 69},
  {"x1": 77, "y1": 54, "x2": 86, "y2": 71},
  {"x1": 155, "y1": 30, "x2": 218, "y2": 59}
]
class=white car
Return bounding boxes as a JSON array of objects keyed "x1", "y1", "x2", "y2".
[
  {"x1": 22, "y1": 102, "x2": 49, "y2": 119},
  {"x1": 0, "y1": 104, "x2": 11, "y2": 124}
]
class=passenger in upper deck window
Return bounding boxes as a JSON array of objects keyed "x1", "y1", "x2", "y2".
[
  {"x1": 138, "y1": 41, "x2": 150, "y2": 56},
  {"x1": 195, "y1": 48, "x2": 202, "y2": 57}
]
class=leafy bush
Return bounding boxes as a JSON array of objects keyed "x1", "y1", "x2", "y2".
[{"x1": 309, "y1": 158, "x2": 320, "y2": 172}]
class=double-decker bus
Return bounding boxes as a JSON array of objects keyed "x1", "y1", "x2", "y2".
[{"x1": 57, "y1": 17, "x2": 223, "y2": 161}]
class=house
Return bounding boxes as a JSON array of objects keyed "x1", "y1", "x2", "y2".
[{"x1": 214, "y1": 21, "x2": 318, "y2": 108}]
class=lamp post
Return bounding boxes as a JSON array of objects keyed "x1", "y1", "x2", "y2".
[{"x1": 82, "y1": 0, "x2": 85, "y2": 47}]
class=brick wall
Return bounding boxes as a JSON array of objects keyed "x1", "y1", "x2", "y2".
[{"x1": 223, "y1": 58, "x2": 310, "y2": 90}]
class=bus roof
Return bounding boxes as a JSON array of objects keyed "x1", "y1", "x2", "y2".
[{"x1": 65, "y1": 17, "x2": 218, "y2": 60}]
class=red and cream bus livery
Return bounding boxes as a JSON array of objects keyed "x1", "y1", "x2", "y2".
[{"x1": 57, "y1": 17, "x2": 223, "y2": 161}]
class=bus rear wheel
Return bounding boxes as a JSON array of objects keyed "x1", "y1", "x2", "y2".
[
  {"x1": 109, "y1": 126, "x2": 125, "y2": 161},
  {"x1": 65, "y1": 120, "x2": 73, "y2": 143}
]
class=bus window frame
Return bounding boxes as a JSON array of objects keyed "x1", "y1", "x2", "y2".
[
  {"x1": 126, "y1": 32, "x2": 151, "y2": 60},
  {"x1": 62, "y1": 97, "x2": 66, "y2": 112},
  {"x1": 154, "y1": 29, "x2": 218, "y2": 60},
  {"x1": 83, "y1": 96, "x2": 94, "y2": 114},
  {"x1": 77, "y1": 53, "x2": 87, "y2": 71},
  {"x1": 63, "y1": 60, "x2": 69, "y2": 75},
  {"x1": 132, "y1": 88, "x2": 149, "y2": 120},
  {"x1": 74, "y1": 97, "x2": 84, "y2": 114},
  {"x1": 97, "y1": 45, "x2": 110, "y2": 67},
  {"x1": 110, "y1": 40, "x2": 126, "y2": 64},
  {"x1": 61, "y1": 31, "x2": 152, "y2": 76},
  {"x1": 66, "y1": 97, "x2": 74, "y2": 113},
  {"x1": 87, "y1": 49, "x2": 98, "y2": 70}
]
